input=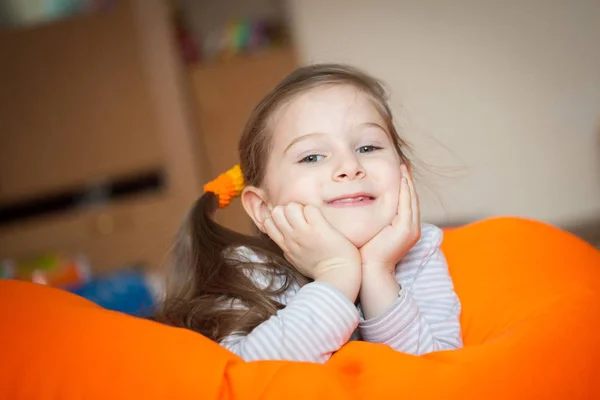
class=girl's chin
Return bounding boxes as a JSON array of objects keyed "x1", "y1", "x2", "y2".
[
  {"x1": 349, "y1": 237, "x2": 370, "y2": 248},
  {"x1": 338, "y1": 226, "x2": 382, "y2": 248},
  {"x1": 323, "y1": 210, "x2": 394, "y2": 248}
]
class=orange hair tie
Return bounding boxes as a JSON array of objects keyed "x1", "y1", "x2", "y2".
[{"x1": 203, "y1": 165, "x2": 245, "y2": 208}]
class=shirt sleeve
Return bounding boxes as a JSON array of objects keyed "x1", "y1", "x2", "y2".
[
  {"x1": 358, "y1": 224, "x2": 463, "y2": 354},
  {"x1": 221, "y1": 281, "x2": 359, "y2": 363}
]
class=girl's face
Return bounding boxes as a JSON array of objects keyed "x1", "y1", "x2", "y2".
[{"x1": 247, "y1": 85, "x2": 403, "y2": 247}]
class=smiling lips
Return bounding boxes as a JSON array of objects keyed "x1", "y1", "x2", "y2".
[{"x1": 326, "y1": 193, "x2": 376, "y2": 208}]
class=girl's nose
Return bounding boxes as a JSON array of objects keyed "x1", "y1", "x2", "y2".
[{"x1": 332, "y1": 153, "x2": 366, "y2": 182}]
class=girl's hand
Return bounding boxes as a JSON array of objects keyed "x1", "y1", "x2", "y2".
[
  {"x1": 263, "y1": 203, "x2": 362, "y2": 301},
  {"x1": 359, "y1": 164, "x2": 421, "y2": 274}
]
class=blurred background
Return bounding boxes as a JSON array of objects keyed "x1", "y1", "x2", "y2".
[{"x1": 0, "y1": 0, "x2": 598, "y2": 314}]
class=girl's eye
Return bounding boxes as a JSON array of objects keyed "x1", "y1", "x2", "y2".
[
  {"x1": 357, "y1": 145, "x2": 383, "y2": 154},
  {"x1": 299, "y1": 154, "x2": 324, "y2": 163}
]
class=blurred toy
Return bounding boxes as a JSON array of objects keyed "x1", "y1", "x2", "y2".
[
  {"x1": 1, "y1": 250, "x2": 161, "y2": 317},
  {"x1": 1, "y1": 253, "x2": 90, "y2": 287},
  {"x1": 202, "y1": 18, "x2": 290, "y2": 62},
  {"x1": 64, "y1": 267, "x2": 162, "y2": 317}
]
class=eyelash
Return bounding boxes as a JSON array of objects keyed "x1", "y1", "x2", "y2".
[
  {"x1": 299, "y1": 154, "x2": 324, "y2": 163},
  {"x1": 357, "y1": 145, "x2": 383, "y2": 154},
  {"x1": 298, "y1": 145, "x2": 384, "y2": 164}
]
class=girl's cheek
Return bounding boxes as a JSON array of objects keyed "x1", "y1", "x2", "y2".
[{"x1": 281, "y1": 178, "x2": 320, "y2": 206}]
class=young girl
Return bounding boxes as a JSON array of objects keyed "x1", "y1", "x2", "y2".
[{"x1": 157, "y1": 64, "x2": 462, "y2": 363}]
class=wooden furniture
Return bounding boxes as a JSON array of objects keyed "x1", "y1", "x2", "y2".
[
  {"x1": 0, "y1": 0, "x2": 297, "y2": 272},
  {"x1": 0, "y1": 0, "x2": 204, "y2": 273}
]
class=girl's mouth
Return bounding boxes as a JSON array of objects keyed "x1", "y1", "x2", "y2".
[{"x1": 327, "y1": 193, "x2": 376, "y2": 207}]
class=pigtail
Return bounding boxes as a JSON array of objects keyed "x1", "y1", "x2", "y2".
[{"x1": 156, "y1": 175, "x2": 296, "y2": 342}]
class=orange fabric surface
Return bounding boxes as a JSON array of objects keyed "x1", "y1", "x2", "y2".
[{"x1": 1, "y1": 217, "x2": 599, "y2": 399}]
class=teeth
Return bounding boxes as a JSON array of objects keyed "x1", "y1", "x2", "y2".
[{"x1": 336, "y1": 196, "x2": 367, "y2": 203}]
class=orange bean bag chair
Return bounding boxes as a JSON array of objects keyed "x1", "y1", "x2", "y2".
[{"x1": 1, "y1": 217, "x2": 599, "y2": 399}]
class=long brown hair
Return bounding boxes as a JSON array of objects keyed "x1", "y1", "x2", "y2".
[{"x1": 156, "y1": 64, "x2": 409, "y2": 342}]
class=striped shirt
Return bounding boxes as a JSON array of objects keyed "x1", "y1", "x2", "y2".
[{"x1": 221, "y1": 223, "x2": 462, "y2": 363}]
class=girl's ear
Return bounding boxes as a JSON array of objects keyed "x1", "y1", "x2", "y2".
[{"x1": 241, "y1": 186, "x2": 270, "y2": 233}]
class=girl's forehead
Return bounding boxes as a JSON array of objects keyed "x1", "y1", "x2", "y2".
[
  {"x1": 289, "y1": 84, "x2": 375, "y2": 112},
  {"x1": 268, "y1": 85, "x2": 385, "y2": 145}
]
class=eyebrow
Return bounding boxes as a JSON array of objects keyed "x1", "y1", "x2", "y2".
[
  {"x1": 361, "y1": 121, "x2": 389, "y2": 133},
  {"x1": 283, "y1": 132, "x2": 325, "y2": 154}
]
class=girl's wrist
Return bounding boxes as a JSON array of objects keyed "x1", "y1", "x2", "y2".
[
  {"x1": 361, "y1": 261, "x2": 396, "y2": 276},
  {"x1": 359, "y1": 266, "x2": 400, "y2": 320},
  {"x1": 361, "y1": 265, "x2": 397, "y2": 287},
  {"x1": 315, "y1": 264, "x2": 361, "y2": 302}
]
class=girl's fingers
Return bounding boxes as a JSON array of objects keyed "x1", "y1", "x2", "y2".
[
  {"x1": 303, "y1": 204, "x2": 330, "y2": 230},
  {"x1": 263, "y1": 216, "x2": 285, "y2": 248},
  {"x1": 270, "y1": 206, "x2": 294, "y2": 239},
  {"x1": 399, "y1": 166, "x2": 413, "y2": 226},
  {"x1": 284, "y1": 203, "x2": 308, "y2": 230},
  {"x1": 404, "y1": 165, "x2": 420, "y2": 225}
]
